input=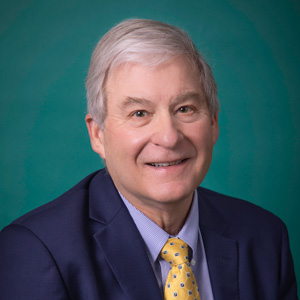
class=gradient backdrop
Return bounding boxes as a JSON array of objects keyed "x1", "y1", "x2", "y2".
[{"x1": 1, "y1": 0, "x2": 299, "y2": 290}]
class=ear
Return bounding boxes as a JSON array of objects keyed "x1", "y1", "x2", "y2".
[
  {"x1": 211, "y1": 111, "x2": 219, "y2": 145},
  {"x1": 85, "y1": 114, "x2": 106, "y2": 159}
]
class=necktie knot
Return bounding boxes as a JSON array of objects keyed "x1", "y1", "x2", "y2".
[{"x1": 161, "y1": 237, "x2": 189, "y2": 266}]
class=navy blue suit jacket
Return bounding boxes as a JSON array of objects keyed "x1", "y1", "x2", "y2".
[{"x1": 0, "y1": 169, "x2": 298, "y2": 299}]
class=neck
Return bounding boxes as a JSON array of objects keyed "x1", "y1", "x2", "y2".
[{"x1": 126, "y1": 194, "x2": 194, "y2": 236}]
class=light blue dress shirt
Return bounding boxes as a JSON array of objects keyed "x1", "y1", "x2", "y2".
[{"x1": 120, "y1": 190, "x2": 214, "y2": 300}]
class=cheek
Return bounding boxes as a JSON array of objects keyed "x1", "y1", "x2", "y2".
[
  {"x1": 105, "y1": 127, "x2": 150, "y2": 162},
  {"x1": 187, "y1": 123, "x2": 214, "y2": 149},
  {"x1": 127, "y1": 130, "x2": 149, "y2": 147}
]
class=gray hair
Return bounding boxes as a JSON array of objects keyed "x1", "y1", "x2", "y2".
[{"x1": 86, "y1": 19, "x2": 219, "y2": 128}]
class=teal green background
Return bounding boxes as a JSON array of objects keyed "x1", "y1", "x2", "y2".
[{"x1": 1, "y1": 0, "x2": 299, "y2": 289}]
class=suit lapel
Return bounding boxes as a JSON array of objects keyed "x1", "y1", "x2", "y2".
[
  {"x1": 89, "y1": 170, "x2": 162, "y2": 300},
  {"x1": 198, "y1": 188, "x2": 239, "y2": 300}
]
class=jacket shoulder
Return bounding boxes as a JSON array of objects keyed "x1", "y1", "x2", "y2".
[
  {"x1": 197, "y1": 186, "x2": 285, "y2": 235},
  {"x1": 10, "y1": 170, "x2": 101, "y2": 229}
]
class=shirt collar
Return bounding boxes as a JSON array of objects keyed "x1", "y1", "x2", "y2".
[
  {"x1": 120, "y1": 190, "x2": 199, "y2": 264},
  {"x1": 177, "y1": 190, "x2": 199, "y2": 258}
]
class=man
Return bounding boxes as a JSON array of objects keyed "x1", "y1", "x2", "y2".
[{"x1": 0, "y1": 19, "x2": 298, "y2": 299}]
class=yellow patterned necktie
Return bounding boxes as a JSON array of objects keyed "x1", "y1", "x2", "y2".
[{"x1": 160, "y1": 237, "x2": 201, "y2": 300}]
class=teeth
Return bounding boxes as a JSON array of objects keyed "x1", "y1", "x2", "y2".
[{"x1": 150, "y1": 160, "x2": 183, "y2": 167}]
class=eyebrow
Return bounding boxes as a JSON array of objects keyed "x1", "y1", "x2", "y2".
[
  {"x1": 173, "y1": 91, "x2": 204, "y2": 104},
  {"x1": 120, "y1": 97, "x2": 153, "y2": 110},
  {"x1": 119, "y1": 91, "x2": 204, "y2": 110}
]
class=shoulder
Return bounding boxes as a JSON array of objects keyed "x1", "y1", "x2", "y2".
[
  {"x1": 196, "y1": 188, "x2": 298, "y2": 298},
  {"x1": 0, "y1": 170, "x2": 104, "y2": 249},
  {"x1": 196, "y1": 186, "x2": 286, "y2": 239},
  {"x1": 0, "y1": 170, "x2": 107, "y2": 293},
  {"x1": 11, "y1": 170, "x2": 100, "y2": 227},
  {"x1": 0, "y1": 170, "x2": 109, "y2": 298},
  {"x1": 197, "y1": 186, "x2": 281, "y2": 221}
]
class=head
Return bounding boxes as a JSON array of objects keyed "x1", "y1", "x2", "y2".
[
  {"x1": 85, "y1": 19, "x2": 219, "y2": 216},
  {"x1": 86, "y1": 19, "x2": 219, "y2": 129}
]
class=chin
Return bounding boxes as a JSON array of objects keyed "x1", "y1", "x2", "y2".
[{"x1": 148, "y1": 183, "x2": 194, "y2": 205}]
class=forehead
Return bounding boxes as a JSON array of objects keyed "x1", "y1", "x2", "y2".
[{"x1": 105, "y1": 56, "x2": 202, "y2": 102}]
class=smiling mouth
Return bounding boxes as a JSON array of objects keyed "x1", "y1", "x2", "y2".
[{"x1": 147, "y1": 159, "x2": 186, "y2": 167}]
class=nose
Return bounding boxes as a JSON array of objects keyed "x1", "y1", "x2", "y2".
[{"x1": 150, "y1": 113, "x2": 183, "y2": 149}]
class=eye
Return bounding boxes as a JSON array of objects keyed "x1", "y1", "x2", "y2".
[
  {"x1": 132, "y1": 110, "x2": 148, "y2": 118},
  {"x1": 177, "y1": 106, "x2": 193, "y2": 113}
]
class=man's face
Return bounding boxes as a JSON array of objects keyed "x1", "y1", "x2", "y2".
[{"x1": 87, "y1": 56, "x2": 219, "y2": 211}]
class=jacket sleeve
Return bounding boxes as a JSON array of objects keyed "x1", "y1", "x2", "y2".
[
  {"x1": 0, "y1": 224, "x2": 70, "y2": 300},
  {"x1": 279, "y1": 222, "x2": 298, "y2": 299}
]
